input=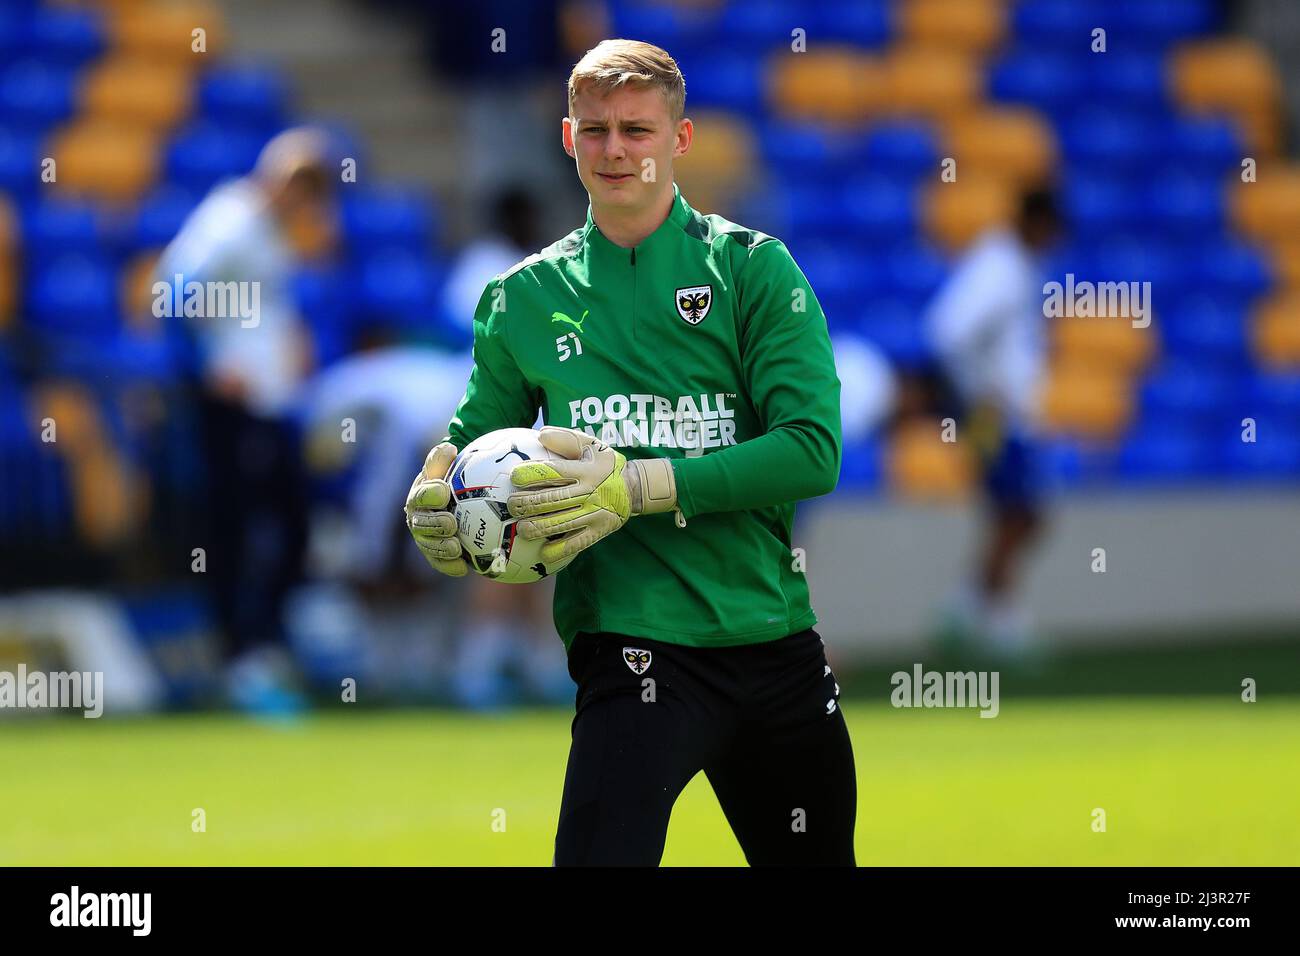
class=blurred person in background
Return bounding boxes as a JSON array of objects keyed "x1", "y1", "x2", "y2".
[
  {"x1": 156, "y1": 127, "x2": 337, "y2": 715},
  {"x1": 923, "y1": 187, "x2": 1062, "y2": 659},
  {"x1": 300, "y1": 332, "x2": 570, "y2": 709}
]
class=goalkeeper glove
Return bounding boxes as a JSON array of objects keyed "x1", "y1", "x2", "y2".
[
  {"x1": 404, "y1": 441, "x2": 471, "y2": 577},
  {"x1": 508, "y1": 426, "x2": 683, "y2": 564}
]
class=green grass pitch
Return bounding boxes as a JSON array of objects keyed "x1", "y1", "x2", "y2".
[{"x1": 2, "y1": 697, "x2": 1296, "y2": 866}]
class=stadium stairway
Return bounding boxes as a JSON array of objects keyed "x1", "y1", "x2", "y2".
[{"x1": 216, "y1": 0, "x2": 460, "y2": 208}]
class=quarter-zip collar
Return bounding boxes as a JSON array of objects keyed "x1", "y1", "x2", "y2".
[{"x1": 583, "y1": 183, "x2": 692, "y2": 266}]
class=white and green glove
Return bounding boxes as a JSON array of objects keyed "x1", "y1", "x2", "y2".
[
  {"x1": 403, "y1": 441, "x2": 471, "y2": 577},
  {"x1": 508, "y1": 426, "x2": 683, "y2": 564}
]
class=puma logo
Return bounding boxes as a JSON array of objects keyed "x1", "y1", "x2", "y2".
[{"x1": 551, "y1": 309, "x2": 588, "y2": 334}]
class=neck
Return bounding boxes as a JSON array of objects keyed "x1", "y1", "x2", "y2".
[{"x1": 591, "y1": 185, "x2": 675, "y2": 249}]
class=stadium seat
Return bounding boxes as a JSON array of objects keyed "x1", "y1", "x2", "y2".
[
  {"x1": 110, "y1": 1, "x2": 225, "y2": 64},
  {"x1": 1087, "y1": 52, "x2": 1168, "y2": 108},
  {"x1": 921, "y1": 174, "x2": 1014, "y2": 251},
  {"x1": 25, "y1": 253, "x2": 120, "y2": 335},
  {"x1": 1040, "y1": 364, "x2": 1134, "y2": 439},
  {"x1": 1194, "y1": 237, "x2": 1272, "y2": 299},
  {"x1": 885, "y1": 47, "x2": 981, "y2": 120},
  {"x1": 0, "y1": 124, "x2": 43, "y2": 196},
  {"x1": 355, "y1": 247, "x2": 444, "y2": 322},
  {"x1": 1170, "y1": 39, "x2": 1282, "y2": 154},
  {"x1": 1061, "y1": 172, "x2": 1146, "y2": 236},
  {"x1": 25, "y1": 3, "x2": 106, "y2": 65},
  {"x1": 885, "y1": 417, "x2": 975, "y2": 499},
  {"x1": 861, "y1": 120, "x2": 939, "y2": 179},
  {"x1": 1146, "y1": 169, "x2": 1224, "y2": 233},
  {"x1": 197, "y1": 61, "x2": 289, "y2": 130},
  {"x1": 81, "y1": 57, "x2": 194, "y2": 131},
  {"x1": 1060, "y1": 108, "x2": 1159, "y2": 172},
  {"x1": 988, "y1": 49, "x2": 1085, "y2": 112},
  {"x1": 841, "y1": 174, "x2": 919, "y2": 238},
  {"x1": 1117, "y1": 422, "x2": 1216, "y2": 481},
  {"x1": 1267, "y1": 239, "x2": 1300, "y2": 289},
  {"x1": 1053, "y1": 314, "x2": 1156, "y2": 375},
  {"x1": 1158, "y1": 295, "x2": 1250, "y2": 364},
  {"x1": 940, "y1": 107, "x2": 1057, "y2": 188},
  {"x1": 19, "y1": 195, "x2": 105, "y2": 258},
  {"x1": 163, "y1": 121, "x2": 265, "y2": 193},
  {"x1": 49, "y1": 119, "x2": 160, "y2": 203},
  {"x1": 129, "y1": 184, "x2": 199, "y2": 249},
  {"x1": 1229, "y1": 166, "x2": 1300, "y2": 244},
  {"x1": 897, "y1": 0, "x2": 1004, "y2": 55},
  {"x1": 0, "y1": 60, "x2": 79, "y2": 128},
  {"x1": 672, "y1": 110, "x2": 756, "y2": 215},
  {"x1": 766, "y1": 48, "x2": 885, "y2": 123},
  {"x1": 1163, "y1": 115, "x2": 1242, "y2": 173},
  {"x1": 674, "y1": 51, "x2": 764, "y2": 114},
  {"x1": 340, "y1": 187, "x2": 438, "y2": 252},
  {"x1": 1252, "y1": 292, "x2": 1300, "y2": 368}
]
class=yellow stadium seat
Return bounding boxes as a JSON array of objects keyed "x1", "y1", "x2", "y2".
[
  {"x1": 884, "y1": 47, "x2": 981, "y2": 120},
  {"x1": 32, "y1": 382, "x2": 144, "y2": 548},
  {"x1": 1052, "y1": 314, "x2": 1155, "y2": 374},
  {"x1": 111, "y1": 2, "x2": 224, "y2": 63},
  {"x1": 1170, "y1": 40, "x2": 1282, "y2": 154},
  {"x1": 886, "y1": 417, "x2": 976, "y2": 500},
  {"x1": 922, "y1": 175, "x2": 1014, "y2": 251},
  {"x1": 49, "y1": 120, "x2": 160, "y2": 203},
  {"x1": 81, "y1": 57, "x2": 194, "y2": 131},
  {"x1": 1252, "y1": 292, "x2": 1300, "y2": 368},
  {"x1": 1229, "y1": 167, "x2": 1300, "y2": 244},
  {"x1": 674, "y1": 110, "x2": 756, "y2": 215},
  {"x1": 897, "y1": 0, "x2": 1005, "y2": 55},
  {"x1": 1268, "y1": 239, "x2": 1300, "y2": 288},
  {"x1": 940, "y1": 107, "x2": 1058, "y2": 188},
  {"x1": 767, "y1": 48, "x2": 886, "y2": 123},
  {"x1": 1039, "y1": 364, "x2": 1133, "y2": 439}
]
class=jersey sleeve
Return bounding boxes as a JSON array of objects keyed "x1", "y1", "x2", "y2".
[
  {"x1": 443, "y1": 278, "x2": 540, "y2": 450},
  {"x1": 671, "y1": 238, "x2": 842, "y2": 518}
]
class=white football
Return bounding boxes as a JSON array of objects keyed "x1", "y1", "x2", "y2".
[{"x1": 446, "y1": 427, "x2": 577, "y2": 584}]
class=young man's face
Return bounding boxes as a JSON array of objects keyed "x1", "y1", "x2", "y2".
[{"x1": 563, "y1": 83, "x2": 691, "y2": 214}]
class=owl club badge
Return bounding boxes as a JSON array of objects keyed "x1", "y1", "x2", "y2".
[
  {"x1": 675, "y1": 285, "x2": 712, "y2": 325},
  {"x1": 623, "y1": 647, "x2": 652, "y2": 675}
]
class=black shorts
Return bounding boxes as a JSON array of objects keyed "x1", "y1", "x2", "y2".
[{"x1": 553, "y1": 627, "x2": 857, "y2": 866}]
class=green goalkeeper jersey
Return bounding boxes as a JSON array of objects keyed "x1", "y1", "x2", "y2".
[{"x1": 445, "y1": 184, "x2": 842, "y2": 650}]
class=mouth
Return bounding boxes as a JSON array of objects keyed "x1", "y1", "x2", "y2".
[{"x1": 596, "y1": 172, "x2": 635, "y2": 184}]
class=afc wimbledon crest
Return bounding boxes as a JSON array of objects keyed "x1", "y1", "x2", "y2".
[
  {"x1": 675, "y1": 285, "x2": 712, "y2": 325},
  {"x1": 623, "y1": 647, "x2": 652, "y2": 675}
]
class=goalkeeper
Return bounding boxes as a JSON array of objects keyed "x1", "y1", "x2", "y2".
[{"x1": 406, "y1": 39, "x2": 855, "y2": 866}]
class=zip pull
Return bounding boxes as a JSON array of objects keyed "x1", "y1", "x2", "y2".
[{"x1": 673, "y1": 507, "x2": 686, "y2": 529}]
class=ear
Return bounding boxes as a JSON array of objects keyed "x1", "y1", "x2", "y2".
[
  {"x1": 561, "y1": 116, "x2": 576, "y2": 158},
  {"x1": 672, "y1": 117, "x2": 693, "y2": 160}
]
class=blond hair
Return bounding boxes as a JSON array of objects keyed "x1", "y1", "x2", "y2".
[{"x1": 567, "y1": 39, "x2": 686, "y2": 122}]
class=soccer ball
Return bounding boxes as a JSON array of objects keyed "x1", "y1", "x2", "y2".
[{"x1": 446, "y1": 427, "x2": 578, "y2": 584}]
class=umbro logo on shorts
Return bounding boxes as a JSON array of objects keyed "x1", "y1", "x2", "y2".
[{"x1": 623, "y1": 648, "x2": 652, "y2": 675}]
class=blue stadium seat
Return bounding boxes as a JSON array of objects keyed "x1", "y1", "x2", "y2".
[
  {"x1": 197, "y1": 62, "x2": 290, "y2": 131},
  {"x1": 1163, "y1": 116, "x2": 1242, "y2": 173},
  {"x1": 0, "y1": 59, "x2": 79, "y2": 128},
  {"x1": 164, "y1": 122, "x2": 267, "y2": 194},
  {"x1": 1011, "y1": 0, "x2": 1102, "y2": 45},
  {"x1": 861, "y1": 121, "x2": 939, "y2": 179},
  {"x1": 1193, "y1": 238, "x2": 1272, "y2": 299},
  {"x1": 19, "y1": 196, "x2": 106, "y2": 258},
  {"x1": 757, "y1": 119, "x2": 865, "y2": 178},
  {"x1": 0, "y1": 124, "x2": 41, "y2": 196},
  {"x1": 354, "y1": 247, "x2": 444, "y2": 323},
  {"x1": 1146, "y1": 169, "x2": 1224, "y2": 233},
  {"x1": 1158, "y1": 294, "x2": 1249, "y2": 365},
  {"x1": 841, "y1": 175, "x2": 917, "y2": 239},
  {"x1": 674, "y1": 51, "x2": 764, "y2": 113},
  {"x1": 1062, "y1": 172, "x2": 1147, "y2": 236},
  {"x1": 1140, "y1": 360, "x2": 1246, "y2": 421},
  {"x1": 1086, "y1": 52, "x2": 1168, "y2": 106},
  {"x1": 1249, "y1": 373, "x2": 1300, "y2": 429},
  {"x1": 1112, "y1": 0, "x2": 1218, "y2": 43},
  {"x1": 1060, "y1": 108, "x2": 1159, "y2": 171},
  {"x1": 1221, "y1": 430, "x2": 1300, "y2": 479},
  {"x1": 129, "y1": 186, "x2": 201, "y2": 250},
  {"x1": 25, "y1": 4, "x2": 105, "y2": 65},
  {"x1": 24, "y1": 253, "x2": 120, "y2": 336},
  {"x1": 884, "y1": 242, "x2": 948, "y2": 300},
  {"x1": 294, "y1": 265, "x2": 358, "y2": 367},
  {"x1": 838, "y1": 437, "x2": 883, "y2": 491},
  {"x1": 340, "y1": 187, "x2": 437, "y2": 252},
  {"x1": 1117, "y1": 420, "x2": 1217, "y2": 481},
  {"x1": 988, "y1": 49, "x2": 1086, "y2": 112}
]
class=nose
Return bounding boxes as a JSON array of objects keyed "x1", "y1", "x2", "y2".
[{"x1": 602, "y1": 130, "x2": 627, "y2": 162}]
